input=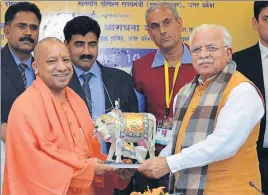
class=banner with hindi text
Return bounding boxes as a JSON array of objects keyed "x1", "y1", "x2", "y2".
[{"x1": 0, "y1": 1, "x2": 258, "y2": 73}]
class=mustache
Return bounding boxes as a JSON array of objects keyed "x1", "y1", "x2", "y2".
[
  {"x1": 19, "y1": 36, "x2": 35, "y2": 43},
  {"x1": 197, "y1": 58, "x2": 214, "y2": 65},
  {"x1": 79, "y1": 54, "x2": 94, "y2": 60}
]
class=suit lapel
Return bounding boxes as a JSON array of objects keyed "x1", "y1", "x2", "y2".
[
  {"x1": 70, "y1": 62, "x2": 116, "y2": 113},
  {"x1": 2, "y1": 44, "x2": 25, "y2": 94},
  {"x1": 97, "y1": 61, "x2": 115, "y2": 113},
  {"x1": 251, "y1": 43, "x2": 265, "y2": 100}
]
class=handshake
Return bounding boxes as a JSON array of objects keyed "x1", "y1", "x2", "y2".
[{"x1": 93, "y1": 155, "x2": 171, "y2": 181}]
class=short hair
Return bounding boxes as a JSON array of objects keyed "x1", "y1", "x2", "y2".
[
  {"x1": 5, "y1": 2, "x2": 41, "y2": 25},
  {"x1": 63, "y1": 16, "x2": 101, "y2": 43},
  {"x1": 189, "y1": 24, "x2": 232, "y2": 48},
  {"x1": 145, "y1": 2, "x2": 179, "y2": 22},
  {"x1": 254, "y1": 1, "x2": 268, "y2": 22}
]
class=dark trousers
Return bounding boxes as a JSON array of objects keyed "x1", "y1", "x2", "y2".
[
  {"x1": 133, "y1": 172, "x2": 169, "y2": 193},
  {"x1": 113, "y1": 178, "x2": 134, "y2": 195},
  {"x1": 258, "y1": 148, "x2": 268, "y2": 194},
  {"x1": 112, "y1": 170, "x2": 169, "y2": 194}
]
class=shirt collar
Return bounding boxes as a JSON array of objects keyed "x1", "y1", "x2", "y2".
[
  {"x1": 73, "y1": 61, "x2": 101, "y2": 78},
  {"x1": 197, "y1": 75, "x2": 217, "y2": 86},
  {"x1": 9, "y1": 46, "x2": 33, "y2": 69},
  {"x1": 259, "y1": 40, "x2": 268, "y2": 61},
  {"x1": 151, "y1": 42, "x2": 192, "y2": 68}
]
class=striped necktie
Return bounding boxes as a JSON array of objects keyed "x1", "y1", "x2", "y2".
[
  {"x1": 81, "y1": 72, "x2": 93, "y2": 116},
  {"x1": 18, "y1": 63, "x2": 27, "y2": 88}
]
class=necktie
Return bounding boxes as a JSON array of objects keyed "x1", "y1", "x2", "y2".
[
  {"x1": 81, "y1": 72, "x2": 93, "y2": 116},
  {"x1": 18, "y1": 63, "x2": 27, "y2": 88}
]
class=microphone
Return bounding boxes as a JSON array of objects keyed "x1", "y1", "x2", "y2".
[{"x1": 249, "y1": 181, "x2": 265, "y2": 195}]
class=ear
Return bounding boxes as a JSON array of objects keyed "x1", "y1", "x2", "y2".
[
  {"x1": 64, "y1": 40, "x2": 71, "y2": 52},
  {"x1": 32, "y1": 62, "x2": 39, "y2": 75},
  {"x1": 3, "y1": 24, "x2": 10, "y2": 38},
  {"x1": 226, "y1": 48, "x2": 233, "y2": 62},
  {"x1": 177, "y1": 17, "x2": 184, "y2": 32},
  {"x1": 252, "y1": 17, "x2": 258, "y2": 31},
  {"x1": 146, "y1": 26, "x2": 153, "y2": 39}
]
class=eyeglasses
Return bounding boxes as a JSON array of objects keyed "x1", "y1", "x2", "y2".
[{"x1": 191, "y1": 45, "x2": 227, "y2": 55}]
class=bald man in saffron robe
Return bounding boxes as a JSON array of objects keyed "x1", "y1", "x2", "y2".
[{"x1": 3, "y1": 37, "x2": 133, "y2": 195}]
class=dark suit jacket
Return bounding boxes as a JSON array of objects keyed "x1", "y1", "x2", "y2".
[
  {"x1": 1, "y1": 44, "x2": 27, "y2": 123},
  {"x1": 68, "y1": 61, "x2": 138, "y2": 114},
  {"x1": 69, "y1": 61, "x2": 138, "y2": 193},
  {"x1": 233, "y1": 43, "x2": 268, "y2": 190}
]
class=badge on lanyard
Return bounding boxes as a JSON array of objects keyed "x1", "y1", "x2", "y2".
[
  {"x1": 156, "y1": 117, "x2": 174, "y2": 145},
  {"x1": 155, "y1": 59, "x2": 180, "y2": 146}
]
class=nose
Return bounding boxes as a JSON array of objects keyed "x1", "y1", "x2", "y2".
[
  {"x1": 57, "y1": 60, "x2": 68, "y2": 71},
  {"x1": 199, "y1": 48, "x2": 210, "y2": 58},
  {"x1": 23, "y1": 26, "x2": 32, "y2": 36},
  {"x1": 83, "y1": 45, "x2": 92, "y2": 55},
  {"x1": 160, "y1": 25, "x2": 167, "y2": 34}
]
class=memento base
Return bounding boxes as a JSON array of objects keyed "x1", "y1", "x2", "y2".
[
  {"x1": 104, "y1": 160, "x2": 114, "y2": 164},
  {"x1": 105, "y1": 158, "x2": 134, "y2": 164},
  {"x1": 105, "y1": 159, "x2": 139, "y2": 168},
  {"x1": 106, "y1": 163, "x2": 140, "y2": 169}
]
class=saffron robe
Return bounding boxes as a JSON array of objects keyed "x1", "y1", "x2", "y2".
[{"x1": 3, "y1": 77, "x2": 129, "y2": 195}]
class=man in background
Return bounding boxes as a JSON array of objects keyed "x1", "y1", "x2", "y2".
[
  {"x1": 64, "y1": 16, "x2": 138, "y2": 195},
  {"x1": 132, "y1": 2, "x2": 196, "y2": 192},
  {"x1": 232, "y1": 2, "x2": 268, "y2": 193},
  {"x1": 1, "y1": 1, "x2": 41, "y2": 141},
  {"x1": 1, "y1": 1, "x2": 41, "y2": 190}
]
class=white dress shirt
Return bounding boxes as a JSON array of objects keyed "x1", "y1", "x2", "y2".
[
  {"x1": 259, "y1": 40, "x2": 268, "y2": 148},
  {"x1": 73, "y1": 62, "x2": 107, "y2": 154},
  {"x1": 159, "y1": 82, "x2": 264, "y2": 173}
]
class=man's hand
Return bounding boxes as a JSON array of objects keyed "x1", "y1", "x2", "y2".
[
  {"x1": 138, "y1": 157, "x2": 170, "y2": 179},
  {"x1": 117, "y1": 168, "x2": 137, "y2": 180},
  {"x1": 1, "y1": 122, "x2": 7, "y2": 142},
  {"x1": 93, "y1": 158, "x2": 117, "y2": 175}
]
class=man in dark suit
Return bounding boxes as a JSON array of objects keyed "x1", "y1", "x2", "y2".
[
  {"x1": 1, "y1": 2, "x2": 41, "y2": 142},
  {"x1": 63, "y1": 16, "x2": 138, "y2": 194},
  {"x1": 232, "y1": 2, "x2": 268, "y2": 193},
  {"x1": 1, "y1": 2, "x2": 41, "y2": 190}
]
